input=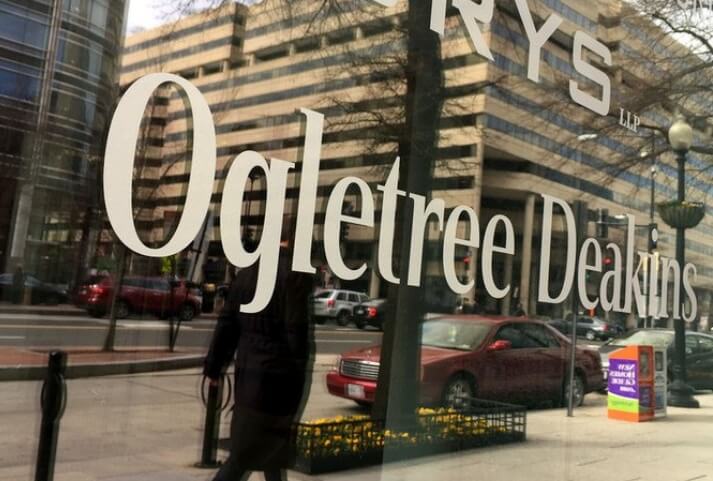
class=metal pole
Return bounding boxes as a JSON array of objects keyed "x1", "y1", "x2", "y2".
[
  {"x1": 196, "y1": 376, "x2": 226, "y2": 468},
  {"x1": 668, "y1": 150, "x2": 699, "y2": 408},
  {"x1": 35, "y1": 351, "x2": 67, "y2": 481},
  {"x1": 567, "y1": 201, "x2": 587, "y2": 417},
  {"x1": 648, "y1": 147, "x2": 656, "y2": 329}
]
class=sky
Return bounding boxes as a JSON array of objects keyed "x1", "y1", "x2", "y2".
[
  {"x1": 125, "y1": 0, "x2": 261, "y2": 34},
  {"x1": 125, "y1": 0, "x2": 224, "y2": 34}
]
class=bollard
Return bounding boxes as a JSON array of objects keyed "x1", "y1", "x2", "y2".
[
  {"x1": 195, "y1": 374, "x2": 231, "y2": 468},
  {"x1": 35, "y1": 351, "x2": 67, "y2": 481}
]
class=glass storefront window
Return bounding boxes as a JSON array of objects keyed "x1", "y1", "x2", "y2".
[{"x1": 1, "y1": 0, "x2": 713, "y2": 480}]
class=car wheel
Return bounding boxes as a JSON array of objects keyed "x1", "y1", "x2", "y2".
[
  {"x1": 178, "y1": 303, "x2": 196, "y2": 322},
  {"x1": 585, "y1": 330, "x2": 596, "y2": 341},
  {"x1": 115, "y1": 300, "x2": 130, "y2": 319},
  {"x1": 88, "y1": 308, "x2": 105, "y2": 318},
  {"x1": 563, "y1": 373, "x2": 586, "y2": 407},
  {"x1": 355, "y1": 319, "x2": 367, "y2": 330},
  {"x1": 441, "y1": 374, "x2": 476, "y2": 410},
  {"x1": 313, "y1": 316, "x2": 326, "y2": 325},
  {"x1": 336, "y1": 310, "x2": 351, "y2": 327}
]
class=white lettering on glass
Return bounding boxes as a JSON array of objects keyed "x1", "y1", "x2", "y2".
[
  {"x1": 514, "y1": 0, "x2": 563, "y2": 83},
  {"x1": 443, "y1": 206, "x2": 479, "y2": 294},
  {"x1": 324, "y1": 177, "x2": 375, "y2": 281},
  {"x1": 292, "y1": 108, "x2": 324, "y2": 275},
  {"x1": 407, "y1": 194, "x2": 445, "y2": 287},
  {"x1": 221, "y1": 151, "x2": 294, "y2": 313},
  {"x1": 376, "y1": 158, "x2": 406, "y2": 284},
  {"x1": 577, "y1": 238, "x2": 602, "y2": 310},
  {"x1": 482, "y1": 215, "x2": 514, "y2": 299},
  {"x1": 570, "y1": 31, "x2": 612, "y2": 116},
  {"x1": 538, "y1": 195, "x2": 576, "y2": 304},
  {"x1": 683, "y1": 263, "x2": 698, "y2": 322},
  {"x1": 103, "y1": 75, "x2": 699, "y2": 319},
  {"x1": 104, "y1": 73, "x2": 216, "y2": 257}
]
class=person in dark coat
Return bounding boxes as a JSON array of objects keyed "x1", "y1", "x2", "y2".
[{"x1": 204, "y1": 219, "x2": 314, "y2": 481}]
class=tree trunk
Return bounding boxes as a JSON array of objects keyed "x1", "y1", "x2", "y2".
[
  {"x1": 372, "y1": 0, "x2": 444, "y2": 427},
  {"x1": 102, "y1": 244, "x2": 129, "y2": 352}
]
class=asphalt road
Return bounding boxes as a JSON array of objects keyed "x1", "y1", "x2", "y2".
[{"x1": 0, "y1": 313, "x2": 382, "y2": 354}]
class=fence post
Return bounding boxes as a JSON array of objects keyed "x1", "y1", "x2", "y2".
[{"x1": 35, "y1": 351, "x2": 67, "y2": 481}]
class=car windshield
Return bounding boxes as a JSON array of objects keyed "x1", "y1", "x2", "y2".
[
  {"x1": 609, "y1": 330, "x2": 673, "y2": 348},
  {"x1": 313, "y1": 291, "x2": 332, "y2": 299},
  {"x1": 421, "y1": 319, "x2": 491, "y2": 351}
]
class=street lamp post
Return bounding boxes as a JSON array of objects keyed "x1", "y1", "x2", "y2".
[{"x1": 666, "y1": 115, "x2": 699, "y2": 409}]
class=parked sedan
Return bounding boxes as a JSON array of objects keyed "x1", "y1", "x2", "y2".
[
  {"x1": 599, "y1": 329, "x2": 713, "y2": 390},
  {"x1": 75, "y1": 276, "x2": 202, "y2": 321},
  {"x1": 327, "y1": 316, "x2": 604, "y2": 409},
  {"x1": 0, "y1": 273, "x2": 68, "y2": 305},
  {"x1": 353, "y1": 299, "x2": 387, "y2": 330}
]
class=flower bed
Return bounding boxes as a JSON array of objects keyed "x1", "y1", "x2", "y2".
[{"x1": 291, "y1": 399, "x2": 526, "y2": 474}]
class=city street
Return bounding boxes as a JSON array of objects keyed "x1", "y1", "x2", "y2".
[{"x1": 0, "y1": 312, "x2": 382, "y2": 355}]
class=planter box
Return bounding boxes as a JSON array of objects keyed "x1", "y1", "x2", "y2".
[{"x1": 291, "y1": 399, "x2": 526, "y2": 474}]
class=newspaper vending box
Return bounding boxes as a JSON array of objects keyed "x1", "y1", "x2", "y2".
[{"x1": 608, "y1": 345, "x2": 655, "y2": 422}]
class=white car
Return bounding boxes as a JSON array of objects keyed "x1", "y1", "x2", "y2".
[{"x1": 312, "y1": 289, "x2": 369, "y2": 326}]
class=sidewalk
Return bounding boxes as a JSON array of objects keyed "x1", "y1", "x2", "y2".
[{"x1": 1, "y1": 363, "x2": 711, "y2": 481}]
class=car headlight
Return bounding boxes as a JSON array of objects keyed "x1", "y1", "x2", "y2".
[{"x1": 334, "y1": 356, "x2": 342, "y2": 372}]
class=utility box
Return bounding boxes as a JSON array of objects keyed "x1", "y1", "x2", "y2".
[
  {"x1": 653, "y1": 347, "x2": 667, "y2": 418},
  {"x1": 607, "y1": 345, "x2": 655, "y2": 422}
]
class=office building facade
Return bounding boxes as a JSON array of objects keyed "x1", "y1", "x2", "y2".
[
  {"x1": 0, "y1": 0, "x2": 128, "y2": 285},
  {"x1": 120, "y1": 0, "x2": 713, "y2": 326}
]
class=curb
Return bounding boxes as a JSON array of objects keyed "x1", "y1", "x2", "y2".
[
  {"x1": 0, "y1": 305, "x2": 220, "y2": 319},
  {"x1": 0, "y1": 354, "x2": 205, "y2": 382},
  {"x1": 0, "y1": 307, "x2": 86, "y2": 317}
]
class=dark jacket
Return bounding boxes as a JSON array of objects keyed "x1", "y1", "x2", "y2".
[{"x1": 204, "y1": 249, "x2": 313, "y2": 469}]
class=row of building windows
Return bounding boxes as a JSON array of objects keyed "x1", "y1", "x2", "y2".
[
  {"x1": 150, "y1": 15, "x2": 711, "y2": 225},
  {"x1": 163, "y1": 15, "x2": 583, "y2": 122},
  {"x1": 121, "y1": 34, "x2": 242, "y2": 74},
  {"x1": 0, "y1": 2, "x2": 48, "y2": 50},
  {"x1": 486, "y1": 113, "x2": 713, "y2": 246},
  {"x1": 56, "y1": 33, "x2": 116, "y2": 86},
  {"x1": 61, "y1": 0, "x2": 117, "y2": 38},
  {"x1": 123, "y1": 12, "x2": 244, "y2": 55}
]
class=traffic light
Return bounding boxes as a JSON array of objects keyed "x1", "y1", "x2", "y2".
[
  {"x1": 603, "y1": 255, "x2": 614, "y2": 269},
  {"x1": 596, "y1": 208, "x2": 609, "y2": 238},
  {"x1": 649, "y1": 223, "x2": 658, "y2": 251}
]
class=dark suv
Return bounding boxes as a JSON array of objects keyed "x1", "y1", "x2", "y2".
[
  {"x1": 550, "y1": 316, "x2": 625, "y2": 341},
  {"x1": 75, "y1": 276, "x2": 202, "y2": 321}
]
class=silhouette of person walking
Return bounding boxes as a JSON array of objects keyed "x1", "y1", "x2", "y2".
[{"x1": 204, "y1": 217, "x2": 314, "y2": 481}]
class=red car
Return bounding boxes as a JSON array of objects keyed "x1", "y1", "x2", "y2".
[
  {"x1": 327, "y1": 316, "x2": 603, "y2": 408},
  {"x1": 75, "y1": 276, "x2": 202, "y2": 322}
]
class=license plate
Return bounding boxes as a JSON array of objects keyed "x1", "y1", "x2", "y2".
[
  {"x1": 355, "y1": 308, "x2": 364, "y2": 315},
  {"x1": 347, "y1": 384, "x2": 365, "y2": 399}
]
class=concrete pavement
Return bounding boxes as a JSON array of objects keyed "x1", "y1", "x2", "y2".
[{"x1": 1, "y1": 365, "x2": 712, "y2": 481}]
